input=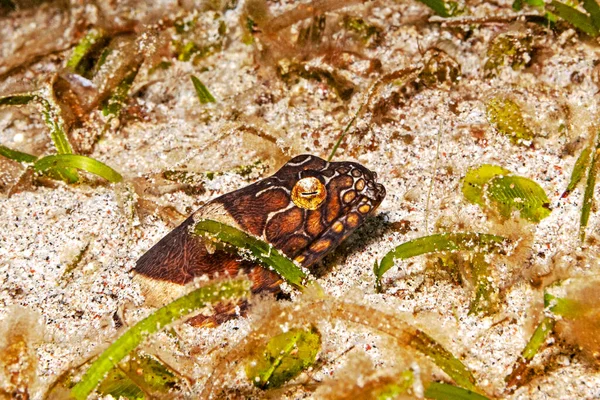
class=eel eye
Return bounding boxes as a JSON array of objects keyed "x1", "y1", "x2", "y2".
[{"x1": 292, "y1": 177, "x2": 327, "y2": 210}]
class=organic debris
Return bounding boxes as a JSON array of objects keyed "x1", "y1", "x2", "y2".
[
  {"x1": 0, "y1": 307, "x2": 43, "y2": 399},
  {"x1": 245, "y1": 326, "x2": 321, "y2": 389},
  {"x1": 462, "y1": 164, "x2": 551, "y2": 223},
  {"x1": 486, "y1": 97, "x2": 535, "y2": 145}
]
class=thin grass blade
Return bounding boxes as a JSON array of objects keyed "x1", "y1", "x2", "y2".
[
  {"x1": 66, "y1": 28, "x2": 107, "y2": 74},
  {"x1": 583, "y1": 0, "x2": 600, "y2": 30},
  {"x1": 424, "y1": 382, "x2": 490, "y2": 400},
  {"x1": 70, "y1": 278, "x2": 251, "y2": 400},
  {"x1": 544, "y1": 293, "x2": 589, "y2": 318},
  {"x1": 0, "y1": 93, "x2": 35, "y2": 106},
  {"x1": 327, "y1": 104, "x2": 362, "y2": 162},
  {"x1": 417, "y1": 0, "x2": 451, "y2": 17},
  {"x1": 521, "y1": 316, "x2": 556, "y2": 360},
  {"x1": 34, "y1": 154, "x2": 123, "y2": 183},
  {"x1": 548, "y1": 0, "x2": 599, "y2": 36},
  {"x1": 562, "y1": 146, "x2": 592, "y2": 198},
  {"x1": 36, "y1": 91, "x2": 73, "y2": 155},
  {"x1": 0, "y1": 91, "x2": 78, "y2": 182},
  {"x1": 191, "y1": 75, "x2": 216, "y2": 104},
  {"x1": 194, "y1": 219, "x2": 307, "y2": 288},
  {"x1": 0, "y1": 91, "x2": 73, "y2": 154},
  {"x1": 469, "y1": 253, "x2": 498, "y2": 316},
  {"x1": 410, "y1": 331, "x2": 480, "y2": 392},
  {"x1": 580, "y1": 134, "x2": 600, "y2": 241},
  {"x1": 102, "y1": 67, "x2": 139, "y2": 117},
  {"x1": 374, "y1": 233, "x2": 508, "y2": 291},
  {"x1": 0, "y1": 144, "x2": 37, "y2": 164},
  {"x1": 504, "y1": 316, "x2": 555, "y2": 390}
]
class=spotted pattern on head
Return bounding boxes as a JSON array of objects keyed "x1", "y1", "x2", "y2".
[{"x1": 217, "y1": 154, "x2": 386, "y2": 268}]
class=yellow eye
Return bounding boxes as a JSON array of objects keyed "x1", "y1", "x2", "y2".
[{"x1": 291, "y1": 177, "x2": 327, "y2": 210}]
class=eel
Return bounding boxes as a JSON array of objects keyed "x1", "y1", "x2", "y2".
[{"x1": 134, "y1": 154, "x2": 385, "y2": 326}]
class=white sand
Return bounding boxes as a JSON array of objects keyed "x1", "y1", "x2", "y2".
[{"x1": 1, "y1": 0, "x2": 599, "y2": 398}]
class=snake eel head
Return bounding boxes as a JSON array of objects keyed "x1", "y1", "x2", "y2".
[{"x1": 217, "y1": 154, "x2": 386, "y2": 268}]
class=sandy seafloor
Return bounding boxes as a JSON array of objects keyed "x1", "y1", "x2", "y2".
[{"x1": 1, "y1": 0, "x2": 600, "y2": 398}]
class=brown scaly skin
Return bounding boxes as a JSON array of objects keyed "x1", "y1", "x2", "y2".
[{"x1": 134, "y1": 154, "x2": 386, "y2": 326}]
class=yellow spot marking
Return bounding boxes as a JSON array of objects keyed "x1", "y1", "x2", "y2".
[
  {"x1": 355, "y1": 179, "x2": 365, "y2": 191},
  {"x1": 346, "y1": 213, "x2": 360, "y2": 228},
  {"x1": 359, "y1": 204, "x2": 371, "y2": 214},
  {"x1": 294, "y1": 255, "x2": 306, "y2": 264},
  {"x1": 332, "y1": 221, "x2": 344, "y2": 233},
  {"x1": 310, "y1": 238, "x2": 331, "y2": 253},
  {"x1": 343, "y1": 190, "x2": 356, "y2": 204}
]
